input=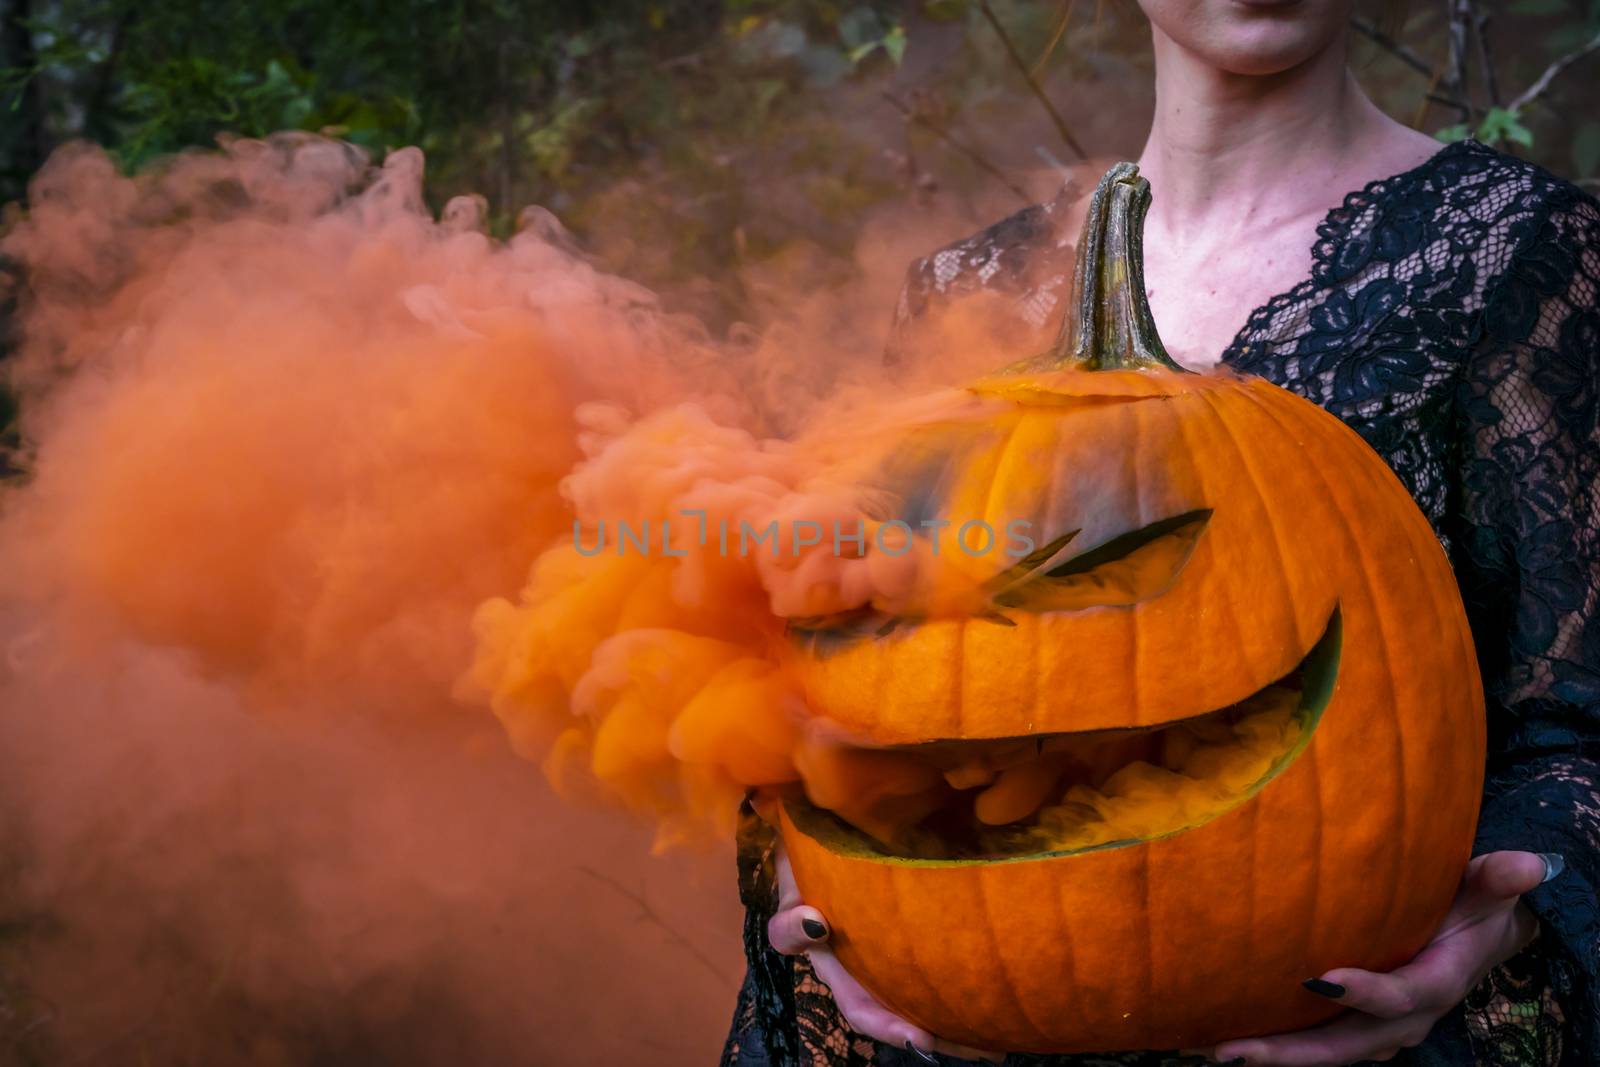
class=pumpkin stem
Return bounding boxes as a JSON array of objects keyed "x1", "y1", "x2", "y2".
[{"x1": 1047, "y1": 162, "x2": 1187, "y2": 373}]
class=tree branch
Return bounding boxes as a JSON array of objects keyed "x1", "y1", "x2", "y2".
[
  {"x1": 1445, "y1": 0, "x2": 1477, "y2": 125},
  {"x1": 1473, "y1": 13, "x2": 1501, "y2": 109},
  {"x1": 976, "y1": 0, "x2": 1088, "y2": 161},
  {"x1": 577, "y1": 867, "x2": 734, "y2": 986},
  {"x1": 82, "y1": 11, "x2": 133, "y2": 143},
  {"x1": 1349, "y1": 15, "x2": 1433, "y2": 79},
  {"x1": 1508, "y1": 30, "x2": 1600, "y2": 114},
  {"x1": 882, "y1": 91, "x2": 1034, "y2": 205},
  {"x1": 1030, "y1": 0, "x2": 1076, "y2": 80}
]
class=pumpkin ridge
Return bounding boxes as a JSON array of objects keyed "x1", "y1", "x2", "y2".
[
  {"x1": 1128, "y1": 394, "x2": 1147, "y2": 729},
  {"x1": 969, "y1": 409, "x2": 1035, "y2": 737},
  {"x1": 1326, "y1": 401, "x2": 1482, "y2": 952},
  {"x1": 883, "y1": 865, "x2": 964, "y2": 1029},
  {"x1": 1191, "y1": 385, "x2": 1303, "y2": 979},
  {"x1": 1239, "y1": 791, "x2": 1263, "y2": 993},
  {"x1": 977, "y1": 866, "x2": 1052, "y2": 1044},
  {"x1": 1303, "y1": 728, "x2": 1328, "y2": 974},
  {"x1": 1193, "y1": 385, "x2": 1304, "y2": 650},
  {"x1": 1151, "y1": 389, "x2": 1253, "y2": 728},
  {"x1": 1046, "y1": 861, "x2": 1079, "y2": 1035},
  {"x1": 1243, "y1": 386, "x2": 1404, "y2": 963},
  {"x1": 1136, "y1": 847, "x2": 1154, "y2": 1033}
]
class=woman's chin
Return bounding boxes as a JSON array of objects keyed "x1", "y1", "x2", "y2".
[
  {"x1": 1193, "y1": 23, "x2": 1338, "y2": 77},
  {"x1": 1145, "y1": 0, "x2": 1348, "y2": 77}
]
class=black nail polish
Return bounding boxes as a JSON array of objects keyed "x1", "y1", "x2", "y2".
[
  {"x1": 801, "y1": 917, "x2": 828, "y2": 940},
  {"x1": 1539, "y1": 852, "x2": 1566, "y2": 883},
  {"x1": 1302, "y1": 977, "x2": 1346, "y2": 998},
  {"x1": 905, "y1": 1039, "x2": 938, "y2": 1063}
]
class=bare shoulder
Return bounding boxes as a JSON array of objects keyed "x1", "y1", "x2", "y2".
[{"x1": 1369, "y1": 124, "x2": 1449, "y2": 181}]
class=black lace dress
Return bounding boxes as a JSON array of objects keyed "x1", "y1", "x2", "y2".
[{"x1": 720, "y1": 140, "x2": 1600, "y2": 1067}]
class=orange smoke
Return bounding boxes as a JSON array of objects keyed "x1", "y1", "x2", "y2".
[
  {"x1": 1, "y1": 136, "x2": 740, "y2": 714},
  {"x1": 0, "y1": 128, "x2": 1076, "y2": 1059},
  {"x1": 0, "y1": 127, "x2": 1039, "y2": 848},
  {"x1": 0, "y1": 133, "x2": 837, "y2": 1062},
  {"x1": 461, "y1": 381, "x2": 1045, "y2": 848}
]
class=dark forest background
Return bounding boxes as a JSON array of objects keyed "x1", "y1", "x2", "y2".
[{"x1": 3, "y1": 0, "x2": 1599, "y2": 329}]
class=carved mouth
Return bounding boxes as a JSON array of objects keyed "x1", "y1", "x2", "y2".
[{"x1": 784, "y1": 608, "x2": 1341, "y2": 865}]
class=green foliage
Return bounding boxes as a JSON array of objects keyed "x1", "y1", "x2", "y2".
[
  {"x1": 1440, "y1": 107, "x2": 1537, "y2": 149},
  {"x1": 1, "y1": 0, "x2": 1596, "y2": 327},
  {"x1": 1478, "y1": 107, "x2": 1537, "y2": 149},
  {"x1": 839, "y1": 7, "x2": 906, "y2": 67}
]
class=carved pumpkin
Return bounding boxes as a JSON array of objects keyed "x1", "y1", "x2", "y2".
[{"x1": 775, "y1": 164, "x2": 1486, "y2": 1053}]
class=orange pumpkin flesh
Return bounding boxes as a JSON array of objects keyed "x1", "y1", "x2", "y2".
[{"x1": 776, "y1": 164, "x2": 1486, "y2": 1054}]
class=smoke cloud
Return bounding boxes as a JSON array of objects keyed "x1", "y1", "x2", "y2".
[{"x1": 0, "y1": 129, "x2": 1082, "y2": 1063}]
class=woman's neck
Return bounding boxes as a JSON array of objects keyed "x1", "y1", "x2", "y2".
[{"x1": 1134, "y1": 26, "x2": 1406, "y2": 246}]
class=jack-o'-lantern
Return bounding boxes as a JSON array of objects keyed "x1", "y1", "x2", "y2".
[{"x1": 774, "y1": 163, "x2": 1486, "y2": 1053}]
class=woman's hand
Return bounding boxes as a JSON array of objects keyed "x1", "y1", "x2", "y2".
[
  {"x1": 766, "y1": 840, "x2": 1005, "y2": 1064},
  {"x1": 1204, "y1": 850, "x2": 1561, "y2": 1067}
]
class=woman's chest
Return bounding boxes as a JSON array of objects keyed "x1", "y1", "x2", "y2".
[{"x1": 1139, "y1": 229, "x2": 1321, "y2": 372}]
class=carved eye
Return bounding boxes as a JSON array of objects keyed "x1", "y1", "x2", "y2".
[
  {"x1": 788, "y1": 509, "x2": 1212, "y2": 651},
  {"x1": 986, "y1": 508, "x2": 1212, "y2": 612}
]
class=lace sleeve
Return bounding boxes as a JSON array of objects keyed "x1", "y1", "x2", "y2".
[
  {"x1": 882, "y1": 188, "x2": 1078, "y2": 368},
  {"x1": 1458, "y1": 186, "x2": 1600, "y2": 1060}
]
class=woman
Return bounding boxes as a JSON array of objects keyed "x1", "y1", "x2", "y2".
[{"x1": 720, "y1": 1, "x2": 1599, "y2": 1064}]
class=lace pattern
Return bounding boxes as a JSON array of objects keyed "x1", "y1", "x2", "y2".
[{"x1": 722, "y1": 141, "x2": 1600, "y2": 1067}]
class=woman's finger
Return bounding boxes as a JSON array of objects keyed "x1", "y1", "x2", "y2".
[
  {"x1": 770, "y1": 841, "x2": 1002, "y2": 1062},
  {"x1": 767, "y1": 902, "x2": 831, "y2": 955},
  {"x1": 1468, "y1": 850, "x2": 1551, "y2": 901},
  {"x1": 809, "y1": 947, "x2": 938, "y2": 1049},
  {"x1": 807, "y1": 949, "x2": 1003, "y2": 1063},
  {"x1": 1215, "y1": 1009, "x2": 1432, "y2": 1066},
  {"x1": 766, "y1": 842, "x2": 831, "y2": 954},
  {"x1": 773, "y1": 840, "x2": 801, "y2": 911},
  {"x1": 1312, "y1": 918, "x2": 1500, "y2": 1023},
  {"x1": 1306, "y1": 965, "x2": 1438, "y2": 1021},
  {"x1": 1434, "y1": 851, "x2": 1547, "y2": 937}
]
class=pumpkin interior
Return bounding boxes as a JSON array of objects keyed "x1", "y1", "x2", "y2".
[{"x1": 786, "y1": 608, "x2": 1341, "y2": 865}]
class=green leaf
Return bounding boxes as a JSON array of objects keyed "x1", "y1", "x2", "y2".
[
  {"x1": 1435, "y1": 124, "x2": 1471, "y2": 144},
  {"x1": 1476, "y1": 107, "x2": 1534, "y2": 149},
  {"x1": 846, "y1": 40, "x2": 881, "y2": 64},
  {"x1": 883, "y1": 24, "x2": 907, "y2": 67}
]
